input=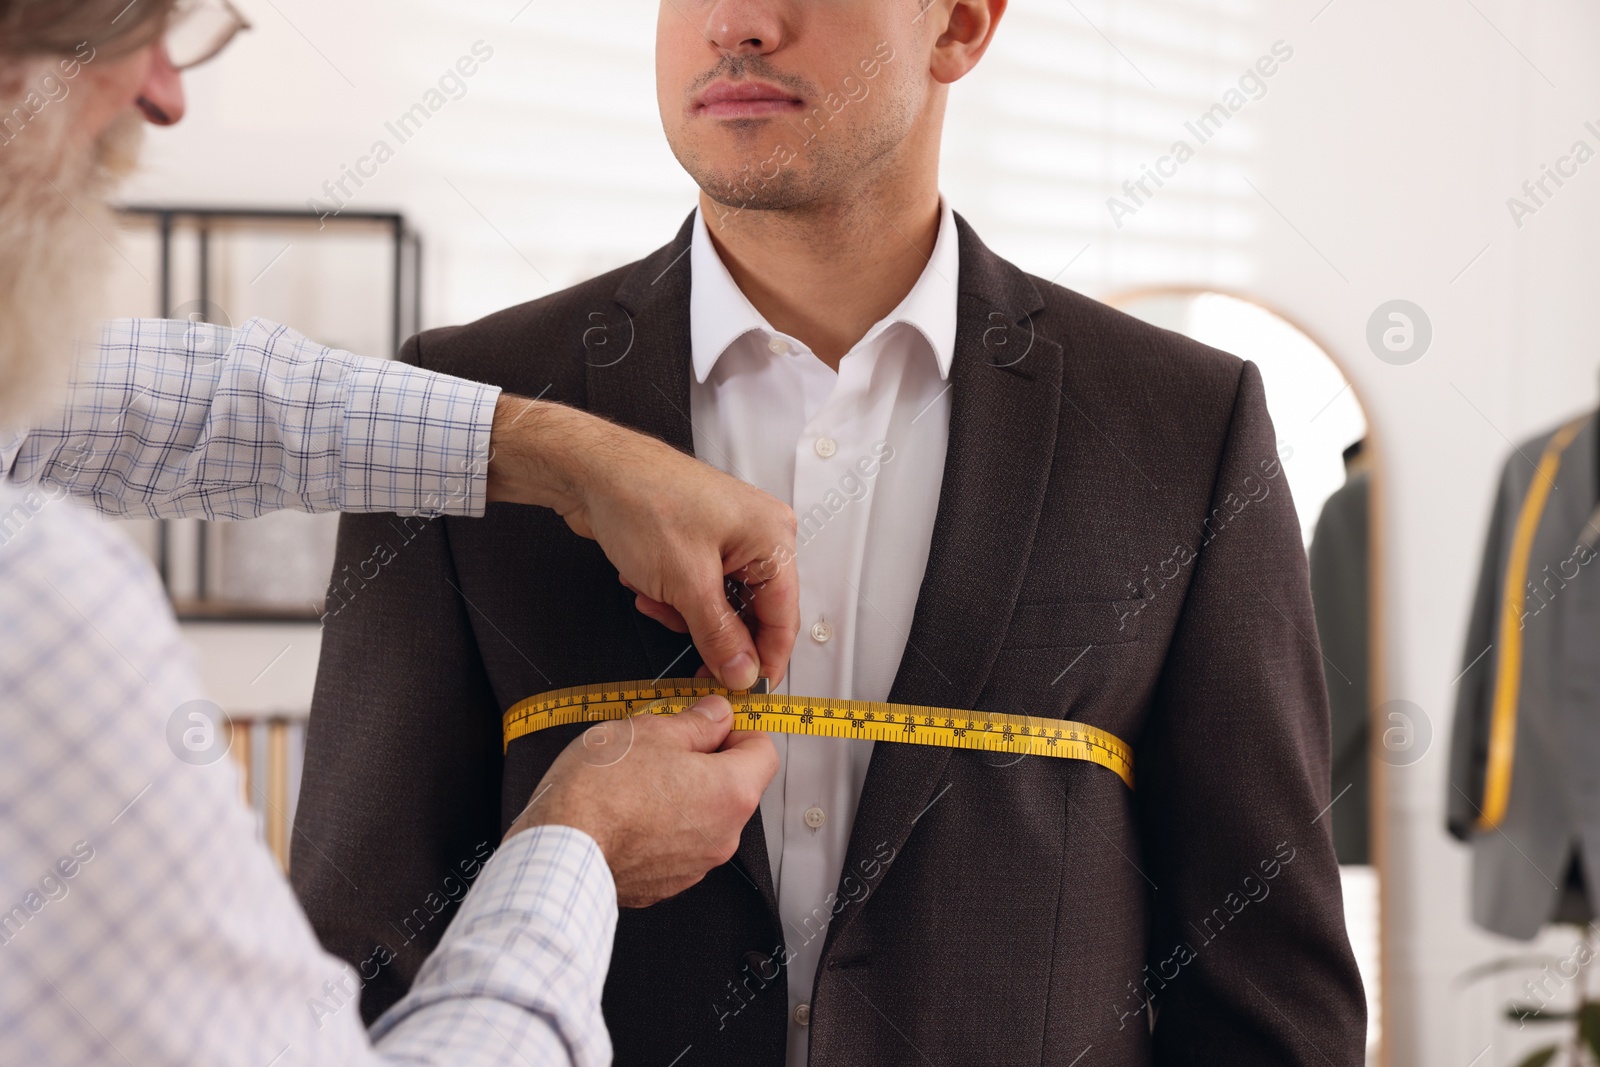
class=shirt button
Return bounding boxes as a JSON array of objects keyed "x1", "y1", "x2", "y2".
[
  {"x1": 810, "y1": 620, "x2": 832, "y2": 644},
  {"x1": 767, "y1": 336, "x2": 790, "y2": 356},
  {"x1": 813, "y1": 436, "x2": 837, "y2": 458},
  {"x1": 794, "y1": 1003, "x2": 811, "y2": 1026},
  {"x1": 803, "y1": 805, "x2": 826, "y2": 829}
]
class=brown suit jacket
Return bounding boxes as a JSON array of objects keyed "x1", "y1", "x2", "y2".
[{"x1": 292, "y1": 214, "x2": 1365, "y2": 1066}]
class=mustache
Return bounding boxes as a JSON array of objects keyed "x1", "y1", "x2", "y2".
[{"x1": 685, "y1": 55, "x2": 819, "y2": 103}]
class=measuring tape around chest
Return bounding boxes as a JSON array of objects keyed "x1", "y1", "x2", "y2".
[{"x1": 502, "y1": 679, "x2": 1134, "y2": 789}]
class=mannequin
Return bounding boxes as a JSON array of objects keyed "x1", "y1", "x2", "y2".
[
  {"x1": 1310, "y1": 440, "x2": 1372, "y2": 865},
  {"x1": 1447, "y1": 403, "x2": 1600, "y2": 939}
]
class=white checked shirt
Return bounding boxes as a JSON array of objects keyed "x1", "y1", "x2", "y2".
[
  {"x1": 688, "y1": 201, "x2": 958, "y2": 1067},
  {"x1": 0, "y1": 318, "x2": 617, "y2": 1066}
]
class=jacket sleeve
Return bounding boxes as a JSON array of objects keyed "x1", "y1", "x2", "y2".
[
  {"x1": 1445, "y1": 458, "x2": 1514, "y2": 840},
  {"x1": 291, "y1": 333, "x2": 506, "y2": 1024},
  {"x1": 1137, "y1": 361, "x2": 1367, "y2": 1065}
]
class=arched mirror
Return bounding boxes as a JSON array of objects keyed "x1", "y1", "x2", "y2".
[{"x1": 1109, "y1": 288, "x2": 1381, "y2": 1062}]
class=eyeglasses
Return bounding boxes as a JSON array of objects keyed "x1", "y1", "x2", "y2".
[{"x1": 164, "y1": 0, "x2": 251, "y2": 71}]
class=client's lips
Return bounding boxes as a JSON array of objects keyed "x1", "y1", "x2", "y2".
[{"x1": 694, "y1": 79, "x2": 805, "y2": 119}]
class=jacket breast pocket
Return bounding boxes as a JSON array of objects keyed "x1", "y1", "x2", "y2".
[{"x1": 1001, "y1": 598, "x2": 1146, "y2": 650}]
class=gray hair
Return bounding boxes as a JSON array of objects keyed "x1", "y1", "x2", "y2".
[{"x1": 0, "y1": 0, "x2": 177, "y2": 58}]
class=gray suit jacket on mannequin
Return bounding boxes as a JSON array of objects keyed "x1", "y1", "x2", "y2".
[
  {"x1": 1309, "y1": 470, "x2": 1372, "y2": 865},
  {"x1": 291, "y1": 214, "x2": 1365, "y2": 1066},
  {"x1": 1448, "y1": 412, "x2": 1600, "y2": 939}
]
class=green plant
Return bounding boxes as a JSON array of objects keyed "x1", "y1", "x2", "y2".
[{"x1": 1504, "y1": 972, "x2": 1600, "y2": 1062}]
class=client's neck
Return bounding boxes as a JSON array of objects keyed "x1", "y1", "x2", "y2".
[{"x1": 699, "y1": 169, "x2": 941, "y2": 372}]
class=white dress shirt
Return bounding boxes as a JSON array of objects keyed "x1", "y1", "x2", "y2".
[
  {"x1": 1, "y1": 319, "x2": 617, "y2": 1066},
  {"x1": 688, "y1": 201, "x2": 958, "y2": 1066}
]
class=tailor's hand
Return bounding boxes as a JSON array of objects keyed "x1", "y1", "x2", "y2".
[
  {"x1": 505, "y1": 696, "x2": 777, "y2": 907},
  {"x1": 485, "y1": 395, "x2": 797, "y2": 690}
]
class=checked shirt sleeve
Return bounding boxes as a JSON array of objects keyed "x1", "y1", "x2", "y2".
[
  {"x1": 0, "y1": 494, "x2": 615, "y2": 1067},
  {"x1": 369, "y1": 827, "x2": 619, "y2": 1067},
  {"x1": 2, "y1": 317, "x2": 500, "y2": 519}
]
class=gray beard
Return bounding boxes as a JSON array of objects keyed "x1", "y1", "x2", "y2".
[{"x1": 0, "y1": 75, "x2": 143, "y2": 429}]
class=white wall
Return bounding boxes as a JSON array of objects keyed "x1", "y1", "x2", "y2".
[
  {"x1": 119, "y1": 0, "x2": 697, "y2": 325},
  {"x1": 117, "y1": 2, "x2": 1600, "y2": 1063}
]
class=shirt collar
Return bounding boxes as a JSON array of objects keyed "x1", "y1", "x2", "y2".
[{"x1": 689, "y1": 198, "x2": 960, "y2": 384}]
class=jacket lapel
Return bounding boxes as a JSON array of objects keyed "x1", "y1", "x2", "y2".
[
  {"x1": 595, "y1": 212, "x2": 697, "y2": 456},
  {"x1": 590, "y1": 215, "x2": 703, "y2": 685},
  {"x1": 826, "y1": 216, "x2": 1064, "y2": 949},
  {"x1": 595, "y1": 213, "x2": 780, "y2": 918}
]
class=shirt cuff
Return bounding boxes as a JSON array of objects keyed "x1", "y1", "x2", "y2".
[
  {"x1": 369, "y1": 825, "x2": 619, "y2": 1056},
  {"x1": 338, "y1": 356, "x2": 501, "y2": 517},
  {"x1": 457, "y1": 824, "x2": 619, "y2": 953}
]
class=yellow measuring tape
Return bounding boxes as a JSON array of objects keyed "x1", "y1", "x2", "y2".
[
  {"x1": 503, "y1": 679, "x2": 1134, "y2": 788},
  {"x1": 1476, "y1": 414, "x2": 1590, "y2": 831}
]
